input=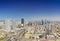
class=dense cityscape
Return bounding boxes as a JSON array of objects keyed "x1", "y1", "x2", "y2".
[
  {"x1": 0, "y1": 18, "x2": 60, "y2": 41},
  {"x1": 0, "y1": 0, "x2": 60, "y2": 41}
]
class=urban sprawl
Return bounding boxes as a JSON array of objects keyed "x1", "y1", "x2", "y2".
[{"x1": 0, "y1": 18, "x2": 60, "y2": 41}]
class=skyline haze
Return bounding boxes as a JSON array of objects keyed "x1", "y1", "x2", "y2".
[{"x1": 0, "y1": 0, "x2": 60, "y2": 20}]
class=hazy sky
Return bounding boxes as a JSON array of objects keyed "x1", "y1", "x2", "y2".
[{"x1": 0, "y1": 0, "x2": 60, "y2": 20}]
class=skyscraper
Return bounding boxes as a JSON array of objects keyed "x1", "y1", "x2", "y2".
[
  {"x1": 41, "y1": 19, "x2": 44, "y2": 25},
  {"x1": 21, "y1": 18, "x2": 24, "y2": 27}
]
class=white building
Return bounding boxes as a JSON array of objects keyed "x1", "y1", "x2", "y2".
[{"x1": 4, "y1": 19, "x2": 12, "y2": 32}]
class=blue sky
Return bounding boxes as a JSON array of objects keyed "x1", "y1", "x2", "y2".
[{"x1": 0, "y1": 0, "x2": 60, "y2": 20}]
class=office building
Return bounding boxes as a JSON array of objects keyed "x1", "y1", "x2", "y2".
[{"x1": 21, "y1": 18, "x2": 24, "y2": 27}]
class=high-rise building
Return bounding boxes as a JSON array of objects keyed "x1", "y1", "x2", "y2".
[
  {"x1": 21, "y1": 18, "x2": 24, "y2": 27},
  {"x1": 28, "y1": 22, "x2": 32, "y2": 26},
  {"x1": 41, "y1": 19, "x2": 44, "y2": 25},
  {"x1": 45, "y1": 19, "x2": 47, "y2": 24},
  {"x1": 0, "y1": 20, "x2": 4, "y2": 29},
  {"x1": 5, "y1": 19, "x2": 12, "y2": 32}
]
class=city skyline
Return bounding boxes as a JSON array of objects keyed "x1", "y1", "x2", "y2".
[{"x1": 0, "y1": 0, "x2": 60, "y2": 20}]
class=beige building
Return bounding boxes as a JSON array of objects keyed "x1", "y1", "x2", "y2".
[{"x1": 5, "y1": 19, "x2": 12, "y2": 32}]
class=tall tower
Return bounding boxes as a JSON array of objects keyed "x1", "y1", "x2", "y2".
[
  {"x1": 21, "y1": 18, "x2": 24, "y2": 27},
  {"x1": 45, "y1": 19, "x2": 47, "y2": 24},
  {"x1": 41, "y1": 19, "x2": 44, "y2": 25}
]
